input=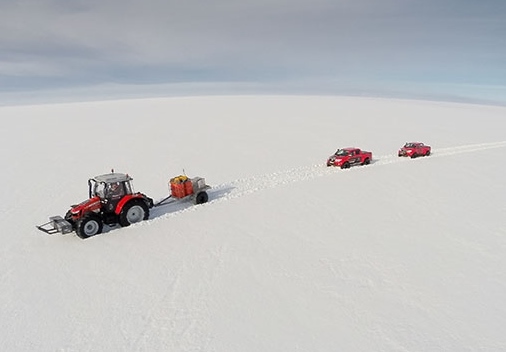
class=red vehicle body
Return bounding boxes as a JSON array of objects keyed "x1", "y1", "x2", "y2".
[
  {"x1": 65, "y1": 172, "x2": 154, "y2": 238},
  {"x1": 327, "y1": 147, "x2": 372, "y2": 169},
  {"x1": 37, "y1": 172, "x2": 154, "y2": 239},
  {"x1": 398, "y1": 142, "x2": 431, "y2": 158}
]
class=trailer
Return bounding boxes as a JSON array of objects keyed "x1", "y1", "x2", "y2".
[{"x1": 154, "y1": 175, "x2": 211, "y2": 207}]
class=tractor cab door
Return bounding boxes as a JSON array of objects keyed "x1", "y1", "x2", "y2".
[
  {"x1": 106, "y1": 182, "x2": 126, "y2": 200},
  {"x1": 101, "y1": 182, "x2": 126, "y2": 213}
]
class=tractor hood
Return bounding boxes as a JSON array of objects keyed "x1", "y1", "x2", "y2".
[{"x1": 70, "y1": 196, "x2": 102, "y2": 216}]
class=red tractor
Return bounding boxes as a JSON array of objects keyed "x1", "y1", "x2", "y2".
[{"x1": 38, "y1": 172, "x2": 154, "y2": 238}]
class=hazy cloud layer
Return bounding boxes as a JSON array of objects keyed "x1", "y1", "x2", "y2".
[{"x1": 1, "y1": 0, "x2": 505, "y2": 102}]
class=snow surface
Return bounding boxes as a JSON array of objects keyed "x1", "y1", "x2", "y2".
[{"x1": 1, "y1": 95, "x2": 506, "y2": 351}]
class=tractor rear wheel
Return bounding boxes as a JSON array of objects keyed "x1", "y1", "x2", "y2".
[
  {"x1": 195, "y1": 191, "x2": 209, "y2": 205},
  {"x1": 119, "y1": 200, "x2": 150, "y2": 227},
  {"x1": 76, "y1": 214, "x2": 103, "y2": 239}
]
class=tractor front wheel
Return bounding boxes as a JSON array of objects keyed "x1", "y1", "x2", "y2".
[
  {"x1": 76, "y1": 214, "x2": 103, "y2": 239},
  {"x1": 119, "y1": 200, "x2": 150, "y2": 227}
]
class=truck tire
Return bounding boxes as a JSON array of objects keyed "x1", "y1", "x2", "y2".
[
  {"x1": 425, "y1": 150, "x2": 431, "y2": 156},
  {"x1": 341, "y1": 162, "x2": 350, "y2": 169},
  {"x1": 119, "y1": 200, "x2": 149, "y2": 227},
  {"x1": 362, "y1": 158, "x2": 370, "y2": 165},
  {"x1": 76, "y1": 214, "x2": 103, "y2": 239},
  {"x1": 195, "y1": 191, "x2": 209, "y2": 205},
  {"x1": 410, "y1": 153, "x2": 418, "y2": 159}
]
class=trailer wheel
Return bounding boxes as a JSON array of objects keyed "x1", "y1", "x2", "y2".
[
  {"x1": 119, "y1": 200, "x2": 150, "y2": 227},
  {"x1": 76, "y1": 214, "x2": 103, "y2": 239},
  {"x1": 195, "y1": 191, "x2": 209, "y2": 205}
]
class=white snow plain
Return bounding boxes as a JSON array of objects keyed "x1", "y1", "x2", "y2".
[{"x1": 1, "y1": 95, "x2": 506, "y2": 351}]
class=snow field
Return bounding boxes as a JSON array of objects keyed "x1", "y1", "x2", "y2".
[{"x1": 1, "y1": 95, "x2": 506, "y2": 351}]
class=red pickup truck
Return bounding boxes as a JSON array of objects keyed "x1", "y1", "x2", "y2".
[
  {"x1": 398, "y1": 142, "x2": 431, "y2": 158},
  {"x1": 327, "y1": 147, "x2": 372, "y2": 169}
]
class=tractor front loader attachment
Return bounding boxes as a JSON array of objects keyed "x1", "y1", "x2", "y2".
[{"x1": 37, "y1": 216, "x2": 73, "y2": 235}]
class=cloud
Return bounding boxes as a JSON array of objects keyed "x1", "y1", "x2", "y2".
[
  {"x1": 0, "y1": 60, "x2": 68, "y2": 77},
  {"x1": 0, "y1": 0, "x2": 505, "y2": 99}
]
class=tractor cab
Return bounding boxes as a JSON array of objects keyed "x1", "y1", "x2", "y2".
[{"x1": 89, "y1": 172, "x2": 134, "y2": 200}]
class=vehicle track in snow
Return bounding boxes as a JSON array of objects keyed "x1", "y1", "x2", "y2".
[
  {"x1": 151, "y1": 141, "x2": 506, "y2": 220},
  {"x1": 209, "y1": 140, "x2": 506, "y2": 200}
]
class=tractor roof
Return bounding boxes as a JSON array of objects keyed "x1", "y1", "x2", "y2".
[{"x1": 93, "y1": 172, "x2": 132, "y2": 184}]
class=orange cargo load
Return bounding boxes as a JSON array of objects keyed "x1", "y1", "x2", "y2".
[
  {"x1": 170, "y1": 183, "x2": 185, "y2": 198},
  {"x1": 184, "y1": 180, "x2": 194, "y2": 195},
  {"x1": 169, "y1": 175, "x2": 192, "y2": 198}
]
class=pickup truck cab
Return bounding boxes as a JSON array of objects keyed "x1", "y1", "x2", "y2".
[
  {"x1": 398, "y1": 142, "x2": 431, "y2": 158},
  {"x1": 327, "y1": 147, "x2": 372, "y2": 169}
]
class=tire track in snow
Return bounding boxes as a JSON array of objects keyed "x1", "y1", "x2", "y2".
[
  {"x1": 151, "y1": 141, "x2": 506, "y2": 220},
  {"x1": 427, "y1": 140, "x2": 506, "y2": 157},
  {"x1": 210, "y1": 140, "x2": 506, "y2": 200}
]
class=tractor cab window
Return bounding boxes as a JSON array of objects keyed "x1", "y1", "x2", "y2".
[
  {"x1": 124, "y1": 181, "x2": 133, "y2": 194},
  {"x1": 106, "y1": 182, "x2": 125, "y2": 199},
  {"x1": 94, "y1": 183, "x2": 106, "y2": 198}
]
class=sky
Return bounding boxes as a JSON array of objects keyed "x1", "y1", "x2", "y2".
[{"x1": 1, "y1": 0, "x2": 505, "y2": 104}]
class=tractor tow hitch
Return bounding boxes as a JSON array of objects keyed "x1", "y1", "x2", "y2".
[{"x1": 153, "y1": 195, "x2": 173, "y2": 207}]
